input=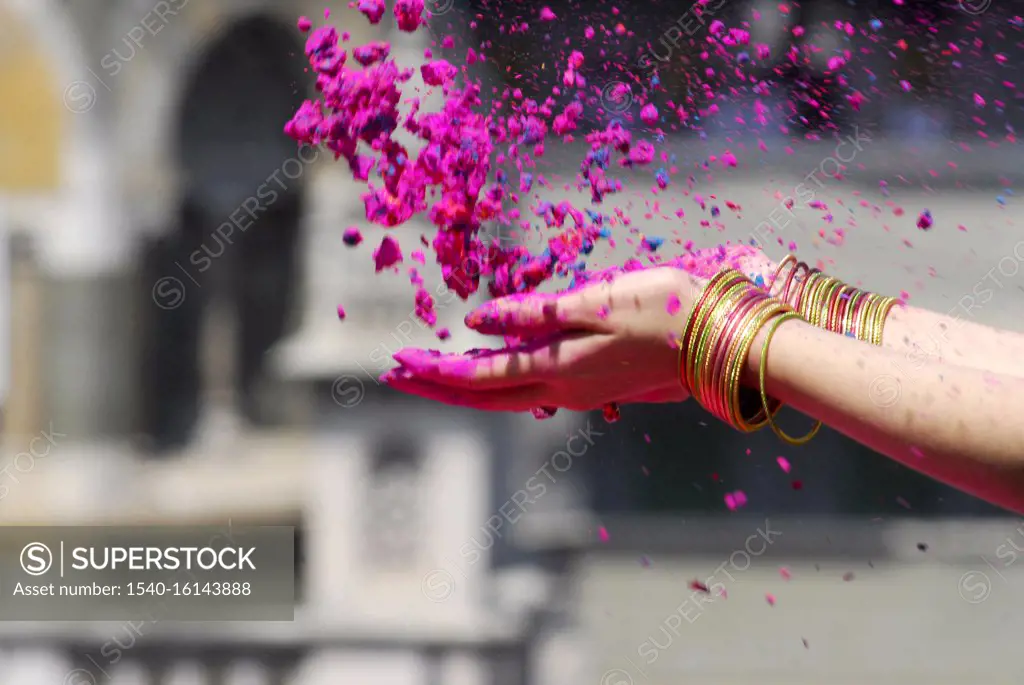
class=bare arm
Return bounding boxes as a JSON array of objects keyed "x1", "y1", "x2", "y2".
[
  {"x1": 744, "y1": 251, "x2": 1024, "y2": 378},
  {"x1": 881, "y1": 305, "x2": 1024, "y2": 379},
  {"x1": 746, "y1": 318, "x2": 1024, "y2": 513}
]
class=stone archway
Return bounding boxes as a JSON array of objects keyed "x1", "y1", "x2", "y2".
[
  {"x1": 175, "y1": 14, "x2": 310, "y2": 218},
  {"x1": 142, "y1": 13, "x2": 311, "y2": 450},
  {"x1": 1, "y1": 0, "x2": 113, "y2": 265},
  {"x1": 0, "y1": 4, "x2": 61, "y2": 192},
  {"x1": 0, "y1": 0, "x2": 127, "y2": 444}
]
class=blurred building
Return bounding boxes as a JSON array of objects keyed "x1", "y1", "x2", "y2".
[
  {"x1": 0, "y1": 1, "x2": 584, "y2": 683},
  {"x1": 2, "y1": 1, "x2": 1024, "y2": 684}
]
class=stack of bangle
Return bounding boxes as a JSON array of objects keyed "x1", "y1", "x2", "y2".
[
  {"x1": 769, "y1": 255, "x2": 899, "y2": 345},
  {"x1": 679, "y1": 269, "x2": 821, "y2": 445}
]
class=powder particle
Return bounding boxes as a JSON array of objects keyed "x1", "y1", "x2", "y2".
[
  {"x1": 343, "y1": 227, "x2": 364, "y2": 246},
  {"x1": 724, "y1": 490, "x2": 747, "y2": 511},
  {"x1": 357, "y1": 0, "x2": 386, "y2": 24},
  {"x1": 532, "y1": 407, "x2": 558, "y2": 420},
  {"x1": 394, "y1": 0, "x2": 425, "y2": 32},
  {"x1": 916, "y1": 210, "x2": 933, "y2": 231},
  {"x1": 640, "y1": 104, "x2": 659, "y2": 126},
  {"x1": 373, "y1": 235, "x2": 403, "y2": 271},
  {"x1": 289, "y1": 6, "x2": 1022, "y2": 431},
  {"x1": 690, "y1": 580, "x2": 710, "y2": 594}
]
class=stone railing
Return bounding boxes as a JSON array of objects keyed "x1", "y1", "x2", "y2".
[{"x1": 0, "y1": 618, "x2": 540, "y2": 685}]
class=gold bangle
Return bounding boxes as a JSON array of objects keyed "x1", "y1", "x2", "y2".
[
  {"x1": 684, "y1": 274, "x2": 749, "y2": 423},
  {"x1": 870, "y1": 296, "x2": 898, "y2": 346},
  {"x1": 822, "y1": 281, "x2": 851, "y2": 332},
  {"x1": 714, "y1": 296, "x2": 780, "y2": 426},
  {"x1": 679, "y1": 271, "x2": 746, "y2": 391},
  {"x1": 708, "y1": 291, "x2": 775, "y2": 421},
  {"x1": 840, "y1": 289, "x2": 865, "y2": 336},
  {"x1": 807, "y1": 276, "x2": 843, "y2": 329},
  {"x1": 775, "y1": 258, "x2": 899, "y2": 346},
  {"x1": 853, "y1": 292, "x2": 878, "y2": 341},
  {"x1": 825, "y1": 284, "x2": 854, "y2": 333},
  {"x1": 860, "y1": 294, "x2": 880, "y2": 345},
  {"x1": 680, "y1": 269, "x2": 798, "y2": 432},
  {"x1": 728, "y1": 301, "x2": 790, "y2": 431},
  {"x1": 768, "y1": 254, "x2": 798, "y2": 298},
  {"x1": 795, "y1": 270, "x2": 822, "y2": 321},
  {"x1": 758, "y1": 311, "x2": 822, "y2": 445},
  {"x1": 779, "y1": 259, "x2": 810, "y2": 307},
  {"x1": 866, "y1": 294, "x2": 888, "y2": 344},
  {"x1": 691, "y1": 282, "x2": 750, "y2": 394},
  {"x1": 786, "y1": 263, "x2": 812, "y2": 310}
]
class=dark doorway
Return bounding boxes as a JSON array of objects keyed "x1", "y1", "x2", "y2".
[{"x1": 142, "y1": 15, "x2": 311, "y2": 453}]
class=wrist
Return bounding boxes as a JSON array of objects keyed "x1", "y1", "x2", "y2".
[
  {"x1": 675, "y1": 269, "x2": 705, "y2": 306},
  {"x1": 741, "y1": 314, "x2": 807, "y2": 390},
  {"x1": 680, "y1": 269, "x2": 788, "y2": 429},
  {"x1": 680, "y1": 266, "x2": 820, "y2": 445},
  {"x1": 741, "y1": 326, "x2": 770, "y2": 389},
  {"x1": 769, "y1": 255, "x2": 899, "y2": 346}
]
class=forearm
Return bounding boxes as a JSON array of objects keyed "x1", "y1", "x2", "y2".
[
  {"x1": 882, "y1": 304, "x2": 1024, "y2": 378},
  {"x1": 745, "y1": 318, "x2": 1024, "y2": 513},
  {"x1": 759, "y1": 253, "x2": 1024, "y2": 378}
]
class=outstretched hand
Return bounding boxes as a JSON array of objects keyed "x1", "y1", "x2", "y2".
[{"x1": 382, "y1": 247, "x2": 778, "y2": 413}]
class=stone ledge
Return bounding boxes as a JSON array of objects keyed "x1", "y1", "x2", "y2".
[
  {"x1": 517, "y1": 511, "x2": 1024, "y2": 561},
  {"x1": 0, "y1": 434, "x2": 308, "y2": 525},
  {"x1": 0, "y1": 610, "x2": 528, "y2": 648}
]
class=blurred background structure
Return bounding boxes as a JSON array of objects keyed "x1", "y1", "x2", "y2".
[{"x1": 1, "y1": 0, "x2": 1024, "y2": 683}]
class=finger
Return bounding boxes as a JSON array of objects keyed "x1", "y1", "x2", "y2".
[
  {"x1": 465, "y1": 281, "x2": 616, "y2": 336},
  {"x1": 392, "y1": 334, "x2": 595, "y2": 390},
  {"x1": 392, "y1": 346, "x2": 546, "y2": 389},
  {"x1": 384, "y1": 372, "x2": 550, "y2": 411}
]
